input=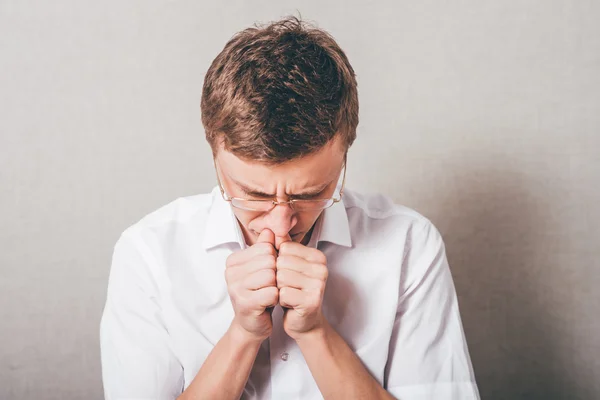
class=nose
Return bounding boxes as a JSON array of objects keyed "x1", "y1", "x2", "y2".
[{"x1": 263, "y1": 203, "x2": 298, "y2": 238}]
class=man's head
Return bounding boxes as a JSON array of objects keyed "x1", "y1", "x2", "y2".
[{"x1": 201, "y1": 16, "x2": 358, "y2": 247}]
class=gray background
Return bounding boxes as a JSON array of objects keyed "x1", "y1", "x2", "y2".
[{"x1": 1, "y1": 1, "x2": 599, "y2": 399}]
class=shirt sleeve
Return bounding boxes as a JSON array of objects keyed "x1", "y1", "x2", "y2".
[
  {"x1": 100, "y1": 229, "x2": 184, "y2": 400},
  {"x1": 384, "y1": 219, "x2": 480, "y2": 400}
]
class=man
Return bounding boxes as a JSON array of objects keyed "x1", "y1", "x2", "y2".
[{"x1": 100, "y1": 16, "x2": 480, "y2": 400}]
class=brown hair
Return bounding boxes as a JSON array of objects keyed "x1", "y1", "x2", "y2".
[{"x1": 201, "y1": 16, "x2": 359, "y2": 163}]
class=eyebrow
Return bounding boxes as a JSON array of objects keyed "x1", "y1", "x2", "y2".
[{"x1": 230, "y1": 177, "x2": 333, "y2": 199}]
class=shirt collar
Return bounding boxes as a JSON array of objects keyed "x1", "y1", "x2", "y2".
[
  {"x1": 202, "y1": 186, "x2": 247, "y2": 250},
  {"x1": 312, "y1": 195, "x2": 353, "y2": 248},
  {"x1": 201, "y1": 186, "x2": 353, "y2": 250}
]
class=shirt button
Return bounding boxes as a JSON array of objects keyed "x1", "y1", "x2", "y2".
[{"x1": 280, "y1": 352, "x2": 289, "y2": 361}]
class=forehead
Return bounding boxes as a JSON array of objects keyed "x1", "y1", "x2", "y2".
[{"x1": 216, "y1": 141, "x2": 345, "y2": 189}]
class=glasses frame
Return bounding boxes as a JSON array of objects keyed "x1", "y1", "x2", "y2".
[{"x1": 213, "y1": 155, "x2": 347, "y2": 212}]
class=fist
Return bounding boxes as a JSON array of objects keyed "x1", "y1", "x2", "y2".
[
  {"x1": 276, "y1": 242, "x2": 329, "y2": 340},
  {"x1": 225, "y1": 229, "x2": 279, "y2": 342}
]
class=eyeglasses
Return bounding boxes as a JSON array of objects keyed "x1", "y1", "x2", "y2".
[{"x1": 214, "y1": 157, "x2": 347, "y2": 212}]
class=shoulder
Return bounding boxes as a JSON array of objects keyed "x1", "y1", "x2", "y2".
[
  {"x1": 342, "y1": 188, "x2": 438, "y2": 236},
  {"x1": 119, "y1": 190, "x2": 214, "y2": 245},
  {"x1": 108, "y1": 190, "x2": 216, "y2": 286}
]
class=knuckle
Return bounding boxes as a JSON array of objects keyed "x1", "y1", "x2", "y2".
[
  {"x1": 318, "y1": 285, "x2": 326, "y2": 298},
  {"x1": 254, "y1": 243, "x2": 268, "y2": 252},
  {"x1": 279, "y1": 241, "x2": 291, "y2": 253},
  {"x1": 259, "y1": 287, "x2": 277, "y2": 308},
  {"x1": 269, "y1": 287, "x2": 279, "y2": 304},
  {"x1": 268, "y1": 246, "x2": 278, "y2": 257},
  {"x1": 264, "y1": 254, "x2": 277, "y2": 267},
  {"x1": 313, "y1": 264, "x2": 328, "y2": 280},
  {"x1": 315, "y1": 252, "x2": 327, "y2": 264},
  {"x1": 265, "y1": 269, "x2": 277, "y2": 285},
  {"x1": 275, "y1": 255, "x2": 285, "y2": 268},
  {"x1": 256, "y1": 254, "x2": 275, "y2": 269},
  {"x1": 226, "y1": 249, "x2": 244, "y2": 265},
  {"x1": 256, "y1": 243, "x2": 276, "y2": 256},
  {"x1": 276, "y1": 268, "x2": 286, "y2": 283},
  {"x1": 226, "y1": 252, "x2": 236, "y2": 264},
  {"x1": 319, "y1": 267, "x2": 329, "y2": 281},
  {"x1": 309, "y1": 297, "x2": 320, "y2": 310}
]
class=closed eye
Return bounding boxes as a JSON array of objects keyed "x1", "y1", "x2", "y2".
[
  {"x1": 292, "y1": 191, "x2": 326, "y2": 201},
  {"x1": 237, "y1": 186, "x2": 275, "y2": 199},
  {"x1": 233, "y1": 179, "x2": 332, "y2": 200}
]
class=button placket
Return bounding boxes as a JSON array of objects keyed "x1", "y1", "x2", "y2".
[{"x1": 269, "y1": 306, "x2": 304, "y2": 397}]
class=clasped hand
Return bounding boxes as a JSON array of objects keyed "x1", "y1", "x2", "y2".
[{"x1": 225, "y1": 229, "x2": 328, "y2": 342}]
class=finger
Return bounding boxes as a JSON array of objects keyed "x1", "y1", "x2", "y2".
[
  {"x1": 225, "y1": 254, "x2": 276, "y2": 282},
  {"x1": 277, "y1": 254, "x2": 328, "y2": 281},
  {"x1": 249, "y1": 286, "x2": 279, "y2": 309},
  {"x1": 257, "y1": 228, "x2": 275, "y2": 245},
  {"x1": 275, "y1": 233, "x2": 292, "y2": 251},
  {"x1": 278, "y1": 241, "x2": 327, "y2": 264},
  {"x1": 279, "y1": 286, "x2": 304, "y2": 309},
  {"x1": 276, "y1": 268, "x2": 315, "y2": 290},
  {"x1": 244, "y1": 268, "x2": 277, "y2": 290},
  {"x1": 227, "y1": 243, "x2": 277, "y2": 267}
]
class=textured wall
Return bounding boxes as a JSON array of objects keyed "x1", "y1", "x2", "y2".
[{"x1": 1, "y1": 1, "x2": 598, "y2": 399}]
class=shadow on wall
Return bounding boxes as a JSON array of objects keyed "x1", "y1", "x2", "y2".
[{"x1": 429, "y1": 161, "x2": 584, "y2": 400}]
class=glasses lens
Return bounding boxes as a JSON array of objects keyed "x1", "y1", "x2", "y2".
[
  {"x1": 230, "y1": 199, "x2": 335, "y2": 212},
  {"x1": 292, "y1": 199, "x2": 334, "y2": 211},
  {"x1": 230, "y1": 199, "x2": 275, "y2": 212}
]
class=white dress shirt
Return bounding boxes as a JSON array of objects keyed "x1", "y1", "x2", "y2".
[{"x1": 100, "y1": 186, "x2": 480, "y2": 400}]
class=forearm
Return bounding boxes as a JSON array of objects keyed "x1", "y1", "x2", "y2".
[
  {"x1": 296, "y1": 320, "x2": 395, "y2": 400},
  {"x1": 178, "y1": 323, "x2": 262, "y2": 400}
]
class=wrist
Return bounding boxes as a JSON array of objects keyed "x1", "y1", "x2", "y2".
[
  {"x1": 293, "y1": 319, "x2": 330, "y2": 347},
  {"x1": 228, "y1": 320, "x2": 267, "y2": 348}
]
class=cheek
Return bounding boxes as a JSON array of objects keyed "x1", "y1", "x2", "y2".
[
  {"x1": 233, "y1": 209, "x2": 263, "y2": 230},
  {"x1": 296, "y1": 210, "x2": 323, "y2": 229}
]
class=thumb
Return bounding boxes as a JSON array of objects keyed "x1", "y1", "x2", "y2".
[
  {"x1": 256, "y1": 228, "x2": 275, "y2": 246},
  {"x1": 275, "y1": 233, "x2": 292, "y2": 251}
]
